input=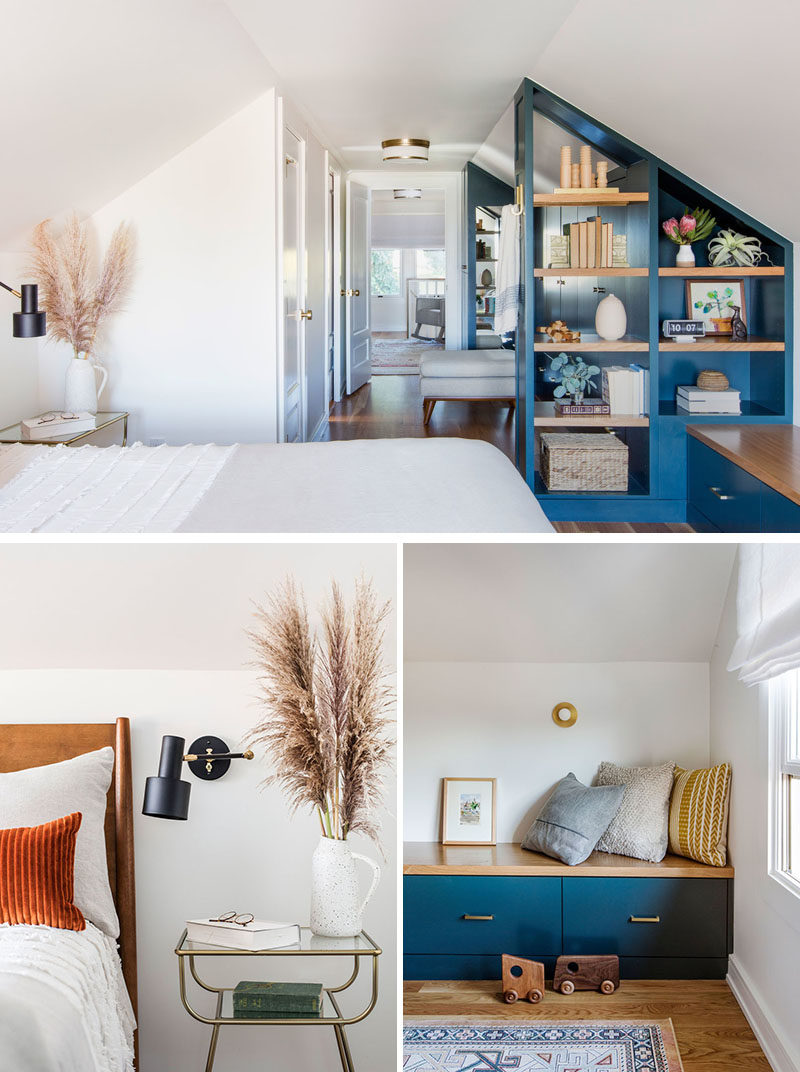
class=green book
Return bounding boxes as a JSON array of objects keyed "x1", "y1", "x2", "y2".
[
  {"x1": 233, "y1": 1007, "x2": 321, "y2": 1020},
  {"x1": 232, "y1": 981, "x2": 323, "y2": 1015}
]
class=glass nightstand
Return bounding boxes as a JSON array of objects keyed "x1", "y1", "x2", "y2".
[
  {"x1": 0, "y1": 411, "x2": 128, "y2": 446},
  {"x1": 175, "y1": 928, "x2": 381, "y2": 1072}
]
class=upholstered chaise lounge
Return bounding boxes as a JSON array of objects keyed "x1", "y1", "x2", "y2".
[{"x1": 419, "y1": 344, "x2": 516, "y2": 425}]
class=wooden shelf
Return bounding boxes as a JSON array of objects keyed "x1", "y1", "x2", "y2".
[
  {"x1": 534, "y1": 192, "x2": 649, "y2": 207},
  {"x1": 476, "y1": 259, "x2": 497, "y2": 263},
  {"x1": 535, "y1": 268, "x2": 648, "y2": 277},
  {"x1": 535, "y1": 401, "x2": 648, "y2": 427},
  {"x1": 659, "y1": 266, "x2": 784, "y2": 277},
  {"x1": 404, "y1": 842, "x2": 733, "y2": 879},
  {"x1": 535, "y1": 334, "x2": 648, "y2": 352},
  {"x1": 475, "y1": 230, "x2": 499, "y2": 235},
  {"x1": 659, "y1": 336, "x2": 784, "y2": 351}
]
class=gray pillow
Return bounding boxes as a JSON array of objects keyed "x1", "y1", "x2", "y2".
[
  {"x1": 595, "y1": 760, "x2": 676, "y2": 863},
  {"x1": 521, "y1": 773, "x2": 625, "y2": 865}
]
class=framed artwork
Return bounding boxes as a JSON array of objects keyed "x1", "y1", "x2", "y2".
[
  {"x1": 440, "y1": 777, "x2": 497, "y2": 845},
  {"x1": 685, "y1": 279, "x2": 746, "y2": 336}
]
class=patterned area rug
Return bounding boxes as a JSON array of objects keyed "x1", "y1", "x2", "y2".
[
  {"x1": 370, "y1": 337, "x2": 442, "y2": 375},
  {"x1": 403, "y1": 1021, "x2": 684, "y2": 1071}
]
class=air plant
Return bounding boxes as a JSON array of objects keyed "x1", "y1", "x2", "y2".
[
  {"x1": 248, "y1": 576, "x2": 394, "y2": 848},
  {"x1": 662, "y1": 206, "x2": 716, "y2": 246},
  {"x1": 708, "y1": 229, "x2": 773, "y2": 268},
  {"x1": 28, "y1": 213, "x2": 134, "y2": 360},
  {"x1": 550, "y1": 353, "x2": 600, "y2": 401}
]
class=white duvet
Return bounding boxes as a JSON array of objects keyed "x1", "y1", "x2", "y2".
[
  {"x1": 0, "y1": 438, "x2": 552, "y2": 533},
  {"x1": 0, "y1": 923, "x2": 134, "y2": 1072}
]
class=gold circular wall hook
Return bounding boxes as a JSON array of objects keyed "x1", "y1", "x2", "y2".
[{"x1": 552, "y1": 702, "x2": 578, "y2": 728}]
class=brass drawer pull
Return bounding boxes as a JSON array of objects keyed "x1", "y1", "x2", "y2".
[
  {"x1": 629, "y1": 915, "x2": 661, "y2": 924},
  {"x1": 463, "y1": 914, "x2": 494, "y2": 921},
  {"x1": 709, "y1": 486, "x2": 734, "y2": 501}
]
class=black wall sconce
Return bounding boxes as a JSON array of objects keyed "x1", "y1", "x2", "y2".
[
  {"x1": 142, "y1": 734, "x2": 255, "y2": 820},
  {"x1": 0, "y1": 281, "x2": 46, "y2": 337}
]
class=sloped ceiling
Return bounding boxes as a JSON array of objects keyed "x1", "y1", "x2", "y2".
[
  {"x1": 0, "y1": 0, "x2": 274, "y2": 247},
  {"x1": 404, "y1": 544, "x2": 737, "y2": 664}
]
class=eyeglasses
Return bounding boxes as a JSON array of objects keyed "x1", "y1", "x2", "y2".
[
  {"x1": 209, "y1": 910, "x2": 254, "y2": 926},
  {"x1": 34, "y1": 412, "x2": 83, "y2": 426}
]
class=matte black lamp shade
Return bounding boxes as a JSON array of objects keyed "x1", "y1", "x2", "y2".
[
  {"x1": 12, "y1": 285, "x2": 46, "y2": 338},
  {"x1": 142, "y1": 735, "x2": 191, "y2": 820}
]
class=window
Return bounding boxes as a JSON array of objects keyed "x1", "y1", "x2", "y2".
[
  {"x1": 370, "y1": 249, "x2": 400, "y2": 296},
  {"x1": 415, "y1": 249, "x2": 445, "y2": 279},
  {"x1": 770, "y1": 670, "x2": 800, "y2": 894}
]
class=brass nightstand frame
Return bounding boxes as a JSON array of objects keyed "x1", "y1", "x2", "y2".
[{"x1": 175, "y1": 929, "x2": 381, "y2": 1072}]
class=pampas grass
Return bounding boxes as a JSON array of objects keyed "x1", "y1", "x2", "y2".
[
  {"x1": 249, "y1": 576, "x2": 394, "y2": 847},
  {"x1": 29, "y1": 213, "x2": 134, "y2": 358}
]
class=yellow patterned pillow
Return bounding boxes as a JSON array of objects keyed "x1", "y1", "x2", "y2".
[{"x1": 668, "y1": 763, "x2": 732, "y2": 867}]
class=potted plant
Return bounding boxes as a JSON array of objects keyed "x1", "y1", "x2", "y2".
[
  {"x1": 693, "y1": 286, "x2": 737, "y2": 334},
  {"x1": 549, "y1": 353, "x2": 600, "y2": 404},
  {"x1": 249, "y1": 576, "x2": 394, "y2": 937},
  {"x1": 662, "y1": 206, "x2": 716, "y2": 267}
]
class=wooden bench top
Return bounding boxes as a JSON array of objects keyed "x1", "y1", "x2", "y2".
[
  {"x1": 688, "y1": 424, "x2": 800, "y2": 507},
  {"x1": 403, "y1": 842, "x2": 733, "y2": 879}
]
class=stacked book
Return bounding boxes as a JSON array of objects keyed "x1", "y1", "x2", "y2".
[
  {"x1": 565, "y1": 216, "x2": 614, "y2": 270},
  {"x1": 676, "y1": 386, "x2": 741, "y2": 414},
  {"x1": 185, "y1": 917, "x2": 300, "y2": 951},
  {"x1": 21, "y1": 411, "x2": 96, "y2": 439},
  {"x1": 601, "y1": 364, "x2": 649, "y2": 415},
  {"x1": 232, "y1": 981, "x2": 323, "y2": 1020}
]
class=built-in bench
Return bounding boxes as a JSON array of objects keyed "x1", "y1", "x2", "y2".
[
  {"x1": 688, "y1": 424, "x2": 800, "y2": 532},
  {"x1": 403, "y1": 842, "x2": 734, "y2": 981},
  {"x1": 419, "y1": 348, "x2": 516, "y2": 425}
]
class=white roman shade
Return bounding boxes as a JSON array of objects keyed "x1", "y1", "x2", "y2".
[{"x1": 728, "y1": 544, "x2": 800, "y2": 686}]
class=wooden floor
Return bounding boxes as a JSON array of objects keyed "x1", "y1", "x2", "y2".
[
  {"x1": 404, "y1": 979, "x2": 769, "y2": 1071},
  {"x1": 553, "y1": 522, "x2": 694, "y2": 533}
]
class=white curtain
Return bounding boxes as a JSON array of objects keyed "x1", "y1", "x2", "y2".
[
  {"x1": 728, "y1": 544, "x2": 800, "y2": 685},
  {"x1": 494, "y1": 204, "x2": 520, "y2": 336}
]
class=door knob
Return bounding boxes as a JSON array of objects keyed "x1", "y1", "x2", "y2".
[{"x1": 300, "y1": 309, "x2": 313, "y2": 321}]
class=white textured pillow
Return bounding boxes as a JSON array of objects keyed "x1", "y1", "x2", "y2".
[
  {"x1": 595, "y1": 761, "x2": 676, "y2": 863},
  {"x1": 0, "y1": 747, "x2": 119, "y2": 937}
]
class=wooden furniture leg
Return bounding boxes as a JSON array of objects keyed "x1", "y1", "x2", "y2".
[{"x1": 423, "y1": 400, "x2": 436, "y2": 425}]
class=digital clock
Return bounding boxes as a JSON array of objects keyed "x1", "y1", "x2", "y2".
[{"x1": 662, "y1": 318, "x2": 706, "y2": 342}]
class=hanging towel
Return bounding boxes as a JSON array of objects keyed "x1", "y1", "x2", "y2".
[{"x1": 494, "y1": 204, "x2": 521, "y2": 336}]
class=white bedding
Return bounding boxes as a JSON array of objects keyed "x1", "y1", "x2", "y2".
[
  {"x1": 0, "y1": 923, "x2": 135, "y2": 1072},
  {"x1": 0, "y1": 438, "x2": 552, "y2": 533}
]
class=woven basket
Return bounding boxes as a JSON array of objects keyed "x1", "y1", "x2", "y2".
[
  {"x1": 696, "y1": 369, "x2": 730, "y2": 391},
  {"x1": 541, "y1": 432, "x2": 629, "y2": 492}
]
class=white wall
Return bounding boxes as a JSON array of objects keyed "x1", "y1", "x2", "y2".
[
  {"x1": 0, "y1": 542, "x2": 397, "y2": 1072},
  {"x1": 710, "y1": 564, "x2": 800, "y2": 1072},
  {"x1": 405, "y1": 660, "x2": 710, "y2": 843},
  {"x1": 37, "y1": 93, "x2": 279, "y2": 446}
]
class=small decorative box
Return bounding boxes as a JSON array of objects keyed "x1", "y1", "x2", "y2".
[{"x1": 540, "y1": 432, "x2": 629, "y2": 492}]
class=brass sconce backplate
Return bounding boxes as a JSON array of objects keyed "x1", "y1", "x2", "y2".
[{"x1": 552, "y1": 702, "x2": 578, "y2": 728}]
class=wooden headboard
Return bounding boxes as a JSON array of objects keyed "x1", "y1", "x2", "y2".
[{"x1": 0, "y1": 718, "x2": 138, "y2": 1026}]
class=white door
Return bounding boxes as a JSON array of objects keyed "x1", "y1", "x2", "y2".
[
  {"x1": 304, "y1": 132, "x2": 327, "y2": 441},
  {"x1": 346, "y1": 180, "x2": 371, "y2": 393},
  {"x1": 282, "y1": 125, "x2": 304, "y2": 442}
]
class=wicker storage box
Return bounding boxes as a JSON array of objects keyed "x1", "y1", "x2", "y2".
[{"x1": 540, "y1": 432, "x2": 629, "y2": 492}]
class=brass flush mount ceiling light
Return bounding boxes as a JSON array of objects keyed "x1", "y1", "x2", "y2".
[{"x1": 382, "y1": 138, "x2": 430, "y2": 162}]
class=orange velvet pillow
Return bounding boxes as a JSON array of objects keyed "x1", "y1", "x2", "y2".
[{"x1": 0, "y1": 812, "x2": 86, "y2": 930}]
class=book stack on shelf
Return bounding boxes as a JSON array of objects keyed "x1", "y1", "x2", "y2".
[
  {"x1": 565, "y1": 217, "x2": 627, "y2": 269},
  {"x1": 232, "y1": 981, "x2": 323, "y2": 1020},
  {"x1": 676, "y1": 386, "x2": 741, "y2": 415},
  {"x1": 602, "y1": 365, "x2": 649, "y2": 415},
  {"x1": 185, "y1": 917, "x2": 300, "y2": 951}
]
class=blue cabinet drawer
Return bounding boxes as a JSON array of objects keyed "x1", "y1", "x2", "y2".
[
  {"x1": 688, "y1": 438, "x2": 761, "y2": 532},
  {"x1": 563, "y1": 878, "x2": 728, "y2": 958},
  {"x1": 404, "y1": 876, "x2": 561, "y2": 955},
  {"x1": 761, "y1": 484, "x2": 800, "y2": 532}
]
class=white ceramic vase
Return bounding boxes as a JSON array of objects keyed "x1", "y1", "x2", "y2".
[
  {"x1": 676, "y1": 243, "x2": 695, "y2": 268},
  {"x1": 309, "y1": 836, "x2": 381, "y2": 938},
  {"x1": 64, "y1": 355, "x2": 108, "y2": 415},
  {"x1": 594, "y1": 293, "x2": 627, "y2": 341}
]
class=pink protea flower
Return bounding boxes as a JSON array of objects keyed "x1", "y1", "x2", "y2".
[
  {"x1": 679, "y1": 214, "x2": 696, "y2": 237},
  {"x1": 662, "y1": 218, "x2": 679, "y2": 239}
]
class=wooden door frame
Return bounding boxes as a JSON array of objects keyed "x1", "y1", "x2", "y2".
[{"x1": 326, "y1": 156, "x2": 344, "y2": 405}]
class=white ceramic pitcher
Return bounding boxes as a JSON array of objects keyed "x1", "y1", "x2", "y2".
[
  {"x1": 64, "y1": 354, "x2": 108, "y2": 415},
  {"x1": 309, "y1": 837, "x2": 381, "y2": 938}
]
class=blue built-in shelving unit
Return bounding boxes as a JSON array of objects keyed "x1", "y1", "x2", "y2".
[{"x1": 513, "y1": 78, "x2": 793, "y2": 523}]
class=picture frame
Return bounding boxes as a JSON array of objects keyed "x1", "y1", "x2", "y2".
[
  {"x1": 440, "y1": 777, "x2": 497, "y2": 846},
  {"x1": 685, "y1": 279, "x2": 746, "y2": 336}
]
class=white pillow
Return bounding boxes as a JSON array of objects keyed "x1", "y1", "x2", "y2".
[
  {"x1": 0, "y1": 747, "x2": 119, "y2": 937},
  {"x1": 595, "y1": 760, "x2": 676, "y2": 863}
]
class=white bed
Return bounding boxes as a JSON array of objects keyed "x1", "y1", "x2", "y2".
[{"x1": 0, "y1": 437, "x2": 552, "y2": 533}]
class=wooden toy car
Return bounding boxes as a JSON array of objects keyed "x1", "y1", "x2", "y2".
[
  {"x1": 554, "y1": 954, "x2": 619, "y2": 995},
  {"x1": 501, "y1": 954, "x2": 544, "y2": 1004}
]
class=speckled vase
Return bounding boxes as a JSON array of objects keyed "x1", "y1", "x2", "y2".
[
  {"x1": 309, "y1": 837, "x2": 381, "y2": 938},
  {"x1": 64, "y1": 354, "x2": 108, "y2": 415}
]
